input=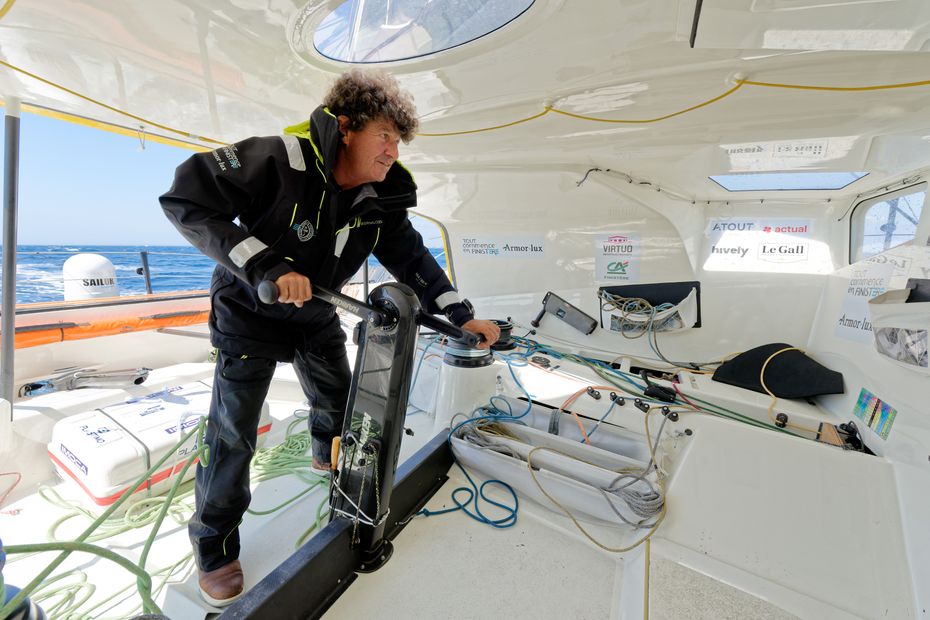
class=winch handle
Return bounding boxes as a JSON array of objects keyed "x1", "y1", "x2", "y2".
[
  {"x1": 257, "y1": 280, "x2": 389, "y2": 326},
  {"x1": 417, "y1": 312, "x2": 482, "y2": 348}
]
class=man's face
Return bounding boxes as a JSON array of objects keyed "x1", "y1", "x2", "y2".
[{"x1": 340, "y1": 117, "x2": 402, "y2": 184}]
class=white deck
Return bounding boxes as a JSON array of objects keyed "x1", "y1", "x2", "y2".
[{"x1": 0, "y1": 329, "x2": 918, "y2": 619}]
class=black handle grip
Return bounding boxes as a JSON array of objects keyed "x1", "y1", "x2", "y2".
[
  {"x1": 257, "y1": 280, "x2": 279, "y2": 305},
  {"x1": 257, "y1": 279, "x2": 387, "y2": 325},
  {"x1": 417, "y1": 312, "x2": 481, "y2": 348}
]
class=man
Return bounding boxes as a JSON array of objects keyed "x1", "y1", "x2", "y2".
[{"x1": 160, "y1": 69, "x2": 499, "y2": 607}]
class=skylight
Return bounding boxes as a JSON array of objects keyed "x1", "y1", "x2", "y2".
[
  {"x1": 313, "y1": 0, "x2": 535, "y2": 63},
  {"x1": 709, "y1": 172, "x2": 868, "y2": 192}
]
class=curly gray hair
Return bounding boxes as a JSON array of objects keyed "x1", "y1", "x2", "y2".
[{"x1": 323, "y1": 69, "x2": 418, "y2": 143}]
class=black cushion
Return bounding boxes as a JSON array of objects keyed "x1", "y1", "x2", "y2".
[{"x1": 711, "y1": 343, "x2": 844, "y2": 399}]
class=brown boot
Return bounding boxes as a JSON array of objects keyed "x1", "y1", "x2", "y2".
[
  {"x1": 198, "y1": 559, "x2": 244, "y2": 607},
  {"x1": 311, "y1": 457, "x2": 332, "y2": 475}
]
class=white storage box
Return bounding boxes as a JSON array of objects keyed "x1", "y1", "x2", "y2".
[{"x1": 47, "y1": 382, "x2": 272, "y2": 506}]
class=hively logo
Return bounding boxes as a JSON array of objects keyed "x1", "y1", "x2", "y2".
[{"x1": 710, "y1": 245, "x2": 749, "y2": 259}]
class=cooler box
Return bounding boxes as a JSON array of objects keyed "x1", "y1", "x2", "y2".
[{"x1": 47, "y1": 382, "x2": 272, "y2": 506}]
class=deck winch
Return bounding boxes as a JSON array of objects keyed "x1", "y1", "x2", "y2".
[{"x1": 220, "y1": 280, "x2": 480, "y2": 617}]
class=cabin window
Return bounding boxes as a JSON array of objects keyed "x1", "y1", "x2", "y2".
[
  {"x1": 313, "y1": 0, "x2": 535, "y2": 63},
  {"x1": 709, "y1": 171, "x2": 868, "y2": 192},
  {"x1": 850, "y1": 184, "x2": 927, "y2": 263},
  {"x1": 346, "y1": 213, "x2": 451, "y2": 301}
]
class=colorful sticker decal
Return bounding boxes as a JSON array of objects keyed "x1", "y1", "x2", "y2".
[
  {"x1": 596, "y1": 234, "x2": 641, "y2": 282},
  {"x1": 852, "y1": 388, "x2": 897, "y2": 440},
  {"x1": 460, "y1": 235, "x2": 545, "y2": 259}
]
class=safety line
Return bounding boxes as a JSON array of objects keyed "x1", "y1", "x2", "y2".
[
  {"x1": 0, "y1": 0, "x2": 16, "y2": 21},
  {"x1": 0, "y1": 59, "x2": 225, "y2": 145},
  {"x1": 742, "y1": 78, "x2": 930, "y2": 92},
  {"x1": 419, "y1": 77, "x2": 930, "y2": 137},
  {"x1": 3, "y1": 53, "x2": 929, "y2": 143}
]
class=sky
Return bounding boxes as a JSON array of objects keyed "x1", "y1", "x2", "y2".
[
  {"x1": 0, "y1": 111, "x2": 444, "y2": 248},
  {"x1": 0, "y1": 111, "x2": 194, "y2": 245}
]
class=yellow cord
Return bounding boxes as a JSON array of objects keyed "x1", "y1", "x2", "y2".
[
  {"x1": 419, "y1": 77, "x2": 930, "y2": 137},
  {"x1": 742, "y1": 78, "x2": 930, "y2": 92},
  {"x1": 0, "y1": 0, "x2": 16, "y2": 21},
  {"x1": 644, "y1": 537, "x2": 651, "y2": 620},
  {"x1": 418, "y1": 107, "x2": 552, "y2": 136},
  {"x1": 3, "y1": 51, "x2": 929, "y2": 143},
  {"x1": 527, "y1": 445, "x2": 667, "y2": 553},
  {"x1": 550, "y1": 81, "x2": 746, "y2": 124},
  {"x1": 0, "y1": 59, "x2": 226, "y2": 145},
  {"x1": 760, "y1": 347, "x2": 819, "y2": 434}
]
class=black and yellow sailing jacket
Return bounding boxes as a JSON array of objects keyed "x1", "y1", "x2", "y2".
[{"x1": 160, "y1": 106, "x2": 471, "y2": 360}]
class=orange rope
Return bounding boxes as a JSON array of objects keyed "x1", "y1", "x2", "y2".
[{"x1": 558, "y1": 385, "x2": 622, "y2": 445}]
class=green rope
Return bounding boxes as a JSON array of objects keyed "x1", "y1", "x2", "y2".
[
  {"x1": 7, "y1": 412, "x2": 329, "y2": 617},
  {"x1": 0, "y1": 419, "x2": 205, "y2": 618},
  {"x1": 3, "y1": 542, "x2": 159, "y2": 615}
]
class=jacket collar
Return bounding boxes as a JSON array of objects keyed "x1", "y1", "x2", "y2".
[{"x1": 284, "y1": 106, "x2": 417, "y2": 210}]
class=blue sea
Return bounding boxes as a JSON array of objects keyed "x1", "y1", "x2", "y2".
[{"x1": 1, "y1": 245, "x2": 446, "y2": 304}]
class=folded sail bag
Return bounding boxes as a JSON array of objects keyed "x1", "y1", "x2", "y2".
[{"x1": 867, "y1": 287, "x2": 930, "y2": 373}]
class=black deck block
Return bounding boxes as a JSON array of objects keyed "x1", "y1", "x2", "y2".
[{"x1": 219, "y1": 431, "x2": 452, "y2": 620}]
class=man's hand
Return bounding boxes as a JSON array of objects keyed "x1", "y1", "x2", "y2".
[
  {"x1": 461, "y1": 319, "x2": 500, "y2": 350},
  {"x1": 275, "y1": 272, "x2": 313, "y2": 307}
]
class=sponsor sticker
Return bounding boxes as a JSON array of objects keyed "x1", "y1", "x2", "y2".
[
  {"x1": 60, "y1": 443, "x2": 89, "y2": 476},
  {"x1": 595, "y1": 234, "x2": 641, "y2": 282},
  {"x1": 834, "y1": 261, "x2": 893, "y2": 344},
  {"x1": 460, "y1": 235, "x2": 545, "y2": 259},
  {"x1": 165, "y1": 416, "x2": 204, "y2": 435},
  {"x1": 704, "y1": 218, "x2": 819, "y2": 273}
]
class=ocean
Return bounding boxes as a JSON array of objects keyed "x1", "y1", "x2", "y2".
[{"x1": 1, "y1": 245, "x2": 446, "y2": 304}]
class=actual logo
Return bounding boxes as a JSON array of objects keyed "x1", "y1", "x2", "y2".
[{"x1": 294, "y1": 220, "x2": 315, "y2": 242}]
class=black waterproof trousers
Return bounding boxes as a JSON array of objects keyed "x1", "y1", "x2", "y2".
[{"x1": 189, "y1": 337, "x2": 352, "y2": 572}]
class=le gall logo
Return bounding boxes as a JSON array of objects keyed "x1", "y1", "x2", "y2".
[{"x1": 759, "y1": 242, "x2": 808, "y2": 263}]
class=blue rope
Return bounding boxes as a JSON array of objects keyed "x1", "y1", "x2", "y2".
[
  {"x1": 418, "y1": 359, "x2": 533, "y2": 528},
  {"x1": 582, "y1": 399, "x2": 617, "y2": 442}
]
